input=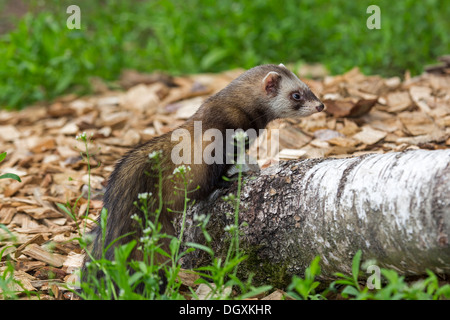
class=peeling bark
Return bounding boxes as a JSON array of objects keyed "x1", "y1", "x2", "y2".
[{"x1": 174, "y1": 149, "x2": 450, "y2": 286}]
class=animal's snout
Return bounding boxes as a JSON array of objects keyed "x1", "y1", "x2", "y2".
[{"x1": 316, "y1": 103, "x2": 324, "y2": 112}]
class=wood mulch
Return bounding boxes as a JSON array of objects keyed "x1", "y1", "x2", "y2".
[{"x1": 0, "y1": 59, "x2": 449, "y2": 299}]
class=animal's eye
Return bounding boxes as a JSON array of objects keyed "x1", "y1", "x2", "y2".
[{"x1": 291, "y1": 93, "x2": 301, "y2": 101}]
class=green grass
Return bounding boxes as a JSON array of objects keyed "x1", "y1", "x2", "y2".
[
  {"x1": 0, "y1": 0, "x2": 450, "y2": 108},
  {"x1": 287, "y1": 250, "x2": 450, "y2": 300},
  {"x1": 0, "y1": 0, "x2": 449, "y2": 109}
]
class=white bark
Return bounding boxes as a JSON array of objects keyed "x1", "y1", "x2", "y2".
[{"x1": 176, "y1": 149, "x2": 450, "y2": 284}]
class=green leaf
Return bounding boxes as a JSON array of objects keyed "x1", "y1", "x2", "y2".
[
  {"x1": 239, "y1": 285, "x2": 272, "y2": 300},
  {"x1": 128, "y1": 271, "x2": 144, "y2": 287},
  {"x1": 114, "y1": 240, "x2": 136, "y2": 261},
  {"x1": 177, "y1": 247, "x2": 196, "y2": 260},
  {"x1": 104, "y1": 232, "x2": 135, "y2": 253},
  {"x1": 0, "y1": 224, "x2": 17, "y2": 242},
  {"x1": 334, "y1": 272, "x2": 354, "y2": 282},
  {"x1": 333, "y1": 279, "x2": 355, "y2": 287},
  {"x1": 435, "y1": 284, "x2": 450, "y2": 299},
  {"x1": 352, "y1": 250, "x2": 362, "y2": 284},
  {"x1": 0, "y1": 245, "x2": 15, "y2": 260},
  {"x1": 0, "y1": 152, "x2": 6, "y2": 163},
  {"x1": 169, "y1": 237, "x2": 180, "y2": 256},
  {"x1": 56, "y1": 202, "x2": 75, "y2": 220},
  {"x1": 0, "y1": 173, "x2": 21, "y2": 182},
  {"x1": 154, "y1": 246, "x2": 172, "y2": 259},
  {"x1": 342, "y1": 285, "x2": 360, "y2": 298},
  {"x1": 185, "y1": 242, "x2": 214, "y2": 256},
  {"x1": 306, "y1": 256, "x2": 321, "y2": 279}
]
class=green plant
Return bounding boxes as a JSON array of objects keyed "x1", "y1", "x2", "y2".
[
  {"x1": 71, "y1": 136, "x2": 172, "y2": 299},
  {"x1": 0, "y1": 151, "x2": 24, "y2": 298},
  {"x1": 185, "y1": 132, "x2": 272, "y2": 299},
  {"x1": 73, "y1": 130, "x2": 271, "y2": 299},
  {"x1": 0, "y1": 225, "x2": 18, "y2": 299},
  {"x1": 287, "y1": 256, "x2": 324, "y2": 300},
  {"x1": 56, "y1": 132, "x2": 97, "y2": 237},
  {"x1": 73, "y1": 146, "x2": 200, "y2": 299},
  {"x1": 185, "y1": 209, "x2": 272, "y2": 300},
  {"x1": 331, "y1": 249, "x2": 366, "y2": 298},
  {"x1": 330, "y1": 250, "x2": 450, "y2": 300},
  {"x1": 0, "y1": 227, "x2": 38, "y2": 299},
  {"x1": 0, "y1": 152, "x2": 21, "y2": 182},
  {"x1": 0, "y1": 262, "x2": 21, "y2": 300},
  {"x1": 285, "y1": 250, "x2": 450, "y2": 300},
  {"x1": 164, "y1": 164, "x2": 197, "y2": 296},
  {"x1": 1, "y1": 0, "x2": 449, "y2": 109}
]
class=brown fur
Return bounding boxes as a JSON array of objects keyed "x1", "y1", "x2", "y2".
[{"x1": 82, "y1": 64, "x2": 323, "y2": 280}]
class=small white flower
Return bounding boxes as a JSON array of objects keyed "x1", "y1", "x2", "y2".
[
  {"x1": 76, "y1": 132, "x2": 87, "y2": 141},
  {"x1": 173, "y1": 165, "x2": 191, "y2": 175},
  {"x1": 139, "y1": 235, "x2": 154, "y2": 246},
  {"x1": 138, "y1": 192, "x2": 152, "y2": 200},
  {"x1": 148, "y1": 150, "x2": 163, "y2": 160},
  {"x1": 224, "y1": 225, "x2": 237, "y2": 232}
]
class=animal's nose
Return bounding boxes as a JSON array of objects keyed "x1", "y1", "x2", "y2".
[{"x1": 316, "y1": 104, "x2": 324, "y2": 112}]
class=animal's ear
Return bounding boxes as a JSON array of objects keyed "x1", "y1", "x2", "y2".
[{"x1": 262, "y1": 71, "x2": 281, "y2": 96}]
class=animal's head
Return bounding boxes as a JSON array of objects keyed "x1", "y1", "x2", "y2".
[{"x1": 259, "y1": 63, "x2": 324, "y2": 119}]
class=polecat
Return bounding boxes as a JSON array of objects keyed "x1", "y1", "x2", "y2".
[{"x1": 83, "y1": 64, "x2": 324, "y2": 281}]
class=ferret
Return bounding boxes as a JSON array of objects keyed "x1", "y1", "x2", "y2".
[{"x1": 82, "y1": 64, "x2": 324, "y2": 285}]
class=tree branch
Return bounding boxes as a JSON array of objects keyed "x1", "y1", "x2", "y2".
[{"x1": 175, "y1": 149, "x2": 450, "y2": 286}]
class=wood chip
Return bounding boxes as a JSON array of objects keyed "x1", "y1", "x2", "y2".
[
  {"x1": 21, "y1": 244, "x2": 66, "y2": 267},
  {"x1": 278, "y1": 149, "x2": 307, "y2": 160},
  {"x1": 0, "y1": 207, "x2": 15, "y2": 224},
  {"x1": 352, "y1": 125, "x2": 387, "y2": 145},
  {"x1": 195, "y1": 283, "x2": 232, "y2": 300},
  {"x1": 177, "y1": 268, "x2": 200, "y2": 289},
  {"x1": 173, "y1": 96, "x2": 204, "y2": 119},
  {"x1": 399, "y1": 111, "x2": 437, "y2": 136},
  {"x1": 62, "y1": 254, "x2": 84, "y2": 275},
  {"x1": 15, "y1": 234, "x2": 46, "y2": 258},
  {"x1": 0, "y1": 268, "x2": 37, "y2": 292},
  {"x1": 386, "y1": 91, "x2": 412, "y2": 112},
  {"x1": 30, "y1": 138, "x2": 56, "y2": 153},
  {"x1": 327, "y1": 136, "x2": 358, "y2": 147},
  {"x1": 409, "y1": 86, "x2": 433, "y2": 113},
  {"x1": 4, "y1": 176, "x2": 33, "y2": 197},
  {"x1": 120, "y1": 84, "x2": 161, "y2": 114},
  {"x1": 261, "y1": 289, "x2": 294, "y2": 300},
  {"x1": 0, "y1": 125, "x2": 21, "y2": 141}
]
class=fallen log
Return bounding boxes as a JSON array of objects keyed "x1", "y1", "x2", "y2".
[{"x1": 175, "y1": 149, "x2": 450, "y2": 286}]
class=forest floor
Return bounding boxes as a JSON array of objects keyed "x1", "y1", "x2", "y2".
[{"x1": 0, "y1": 59, "x2": 449, "y2": 299}]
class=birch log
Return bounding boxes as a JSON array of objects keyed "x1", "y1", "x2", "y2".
[{"x1": 175, "y1": 149, "x2": 450, "y2": 285}]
